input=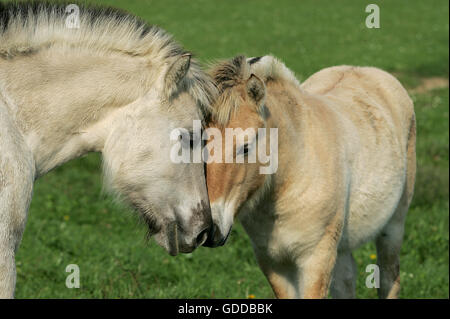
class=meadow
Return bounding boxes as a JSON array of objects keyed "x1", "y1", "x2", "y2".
[{"x1": 12, "y1": 0, "x2": 449, "y2": 298}]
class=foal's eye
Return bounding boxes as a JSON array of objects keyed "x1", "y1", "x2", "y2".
[{"x1": 240, "y1": 144, "x2": 250, "y2": 155}]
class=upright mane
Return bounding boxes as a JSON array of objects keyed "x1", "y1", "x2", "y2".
[
  {"x1": 0, "y1": 1, "x2": 217, "y2": 117},
  {"x1": 209, "y1": 55, "x2": 300, "y2": 124}
]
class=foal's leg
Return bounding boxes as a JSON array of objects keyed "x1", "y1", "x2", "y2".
[
  {"x1": 0, "y1": 108, "x2": 35, "y2": 298},
  {"x1": 296, "y1": 213, "x2": 344, "y2": 299},
  {"x1": 297, "y1": 238, "x2": 338, "y2": 298},
  {"x1": 375, "y1": 186, "x2": 412, "y2": 299},
  {"x1": 375, "y1": 120, "x2": 415, "y2": 299},
  {"x1": 375, "y1": 206, "x2": 406, "y2": 299},
  {"x1": 330, "y1": 251, "x2": 357, "y2": 299},
  {"x1": 254, "y1": 251, "x2": 298, "y2": 298}
]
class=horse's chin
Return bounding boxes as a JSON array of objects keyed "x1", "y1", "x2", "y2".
[{"x1": 138, "y1": 210, "x2": 179, "y2": 255}]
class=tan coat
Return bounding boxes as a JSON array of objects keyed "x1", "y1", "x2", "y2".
[{"x1": 206, "y1": 55, "x2": 415, "y2": 298}]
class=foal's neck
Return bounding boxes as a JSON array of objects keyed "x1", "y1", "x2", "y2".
[
  {"x1": 266, "y1": 81, "x2": 305, "y2": 150},
  {"x1": 264, "y1": 79, "x2": 343, "y2": 199},
  {"x1": 0, "y1": 49, "x2": 157, "y2": 177}
]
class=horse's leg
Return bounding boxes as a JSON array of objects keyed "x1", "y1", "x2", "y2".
[
  {"x1": 297, "y1": 240, "x2": 338, "y2": 298},
  {"x1": 375, "y1": 118, "x2": 415, "y2": 299},
  {"x1": 0, "y1": 107, "x2": 35, "y2": 298},
  {"x1": 375, "y1": 220, "x2": 403, "y2": 299},
  {"x1": 296, "y1": 212, "x2": 344, "y2": 299},
  {"x1": 375, "y1": 197, "x2": 409, "y2": 299},
  {"x1": 254, "y1": 251, "x2": 298, "y2": 299},
  {"x1": 330, "y1": 251, "x2": 357, "y2": 299}
]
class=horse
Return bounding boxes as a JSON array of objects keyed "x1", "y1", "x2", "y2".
[
  {"x1": 0, "y1": 2, "x2": 217, "y2": 298},
  {"x1": 205, "y1": 55, "x2": 416, "y2": 298}
]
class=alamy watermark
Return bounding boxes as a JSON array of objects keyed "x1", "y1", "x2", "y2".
[
  {"x1": 65, "y1": 4, "x2": 80, "y2": 29},
  {"x1": 365, "y1": 264, "x2": 380, "y2": 288},
  {"x1": 170, "y1": 120, "x2": 278, "y2": 174},
  {"x1": 65, "y1": 264, "x2": 80, "y2": 288},
  {"x1": 365, "y1": 4, "x2": 380, "y2": 29}
]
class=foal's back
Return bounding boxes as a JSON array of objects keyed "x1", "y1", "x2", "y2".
[{"x1": 301, "y1": 65, "x2": 414, "y2": 148}]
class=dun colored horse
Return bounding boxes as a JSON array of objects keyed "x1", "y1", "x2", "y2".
[{"x1": 205, "y1": 55, "x2": 415, "y2": 298}]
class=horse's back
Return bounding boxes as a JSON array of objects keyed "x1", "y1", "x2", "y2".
[
  {"x1": 301, "y1": 65, "x2": 414, "y2": 161},
  {"x1": 301, "y1": 65, "x2": 414, "y2": 133}
]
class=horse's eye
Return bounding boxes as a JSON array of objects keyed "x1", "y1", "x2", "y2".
[
  {"x1": 188, "y1": 131, "x2": 196, "y2": 149},
  {"x1": 178, "y1": 131, "x2": 195, "y2": 149},
  {"x1": 242, "y1": 144, "x2": 249, "y2": 155}
]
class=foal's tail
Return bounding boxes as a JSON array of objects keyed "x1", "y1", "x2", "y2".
[{"x1": 405, "y1": 113, "x2": 416, "y2": 208}]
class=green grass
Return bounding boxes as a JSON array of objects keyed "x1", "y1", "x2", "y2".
[{"x1": 12, "y1": 0, "x2": 449, "y2": 298}]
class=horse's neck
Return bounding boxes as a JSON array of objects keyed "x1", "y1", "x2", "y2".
[
  {"x1": 266, "y1": 80, "x2": 345, "y2": 195},
  {"x1": 0, "y1": 49, "x2": 155, "y2": 176},
  {"x1": 266, "y1": 80, "x2": 305, "y2": 140},
  {"x1": 264, "y1": 81, "x2": 311, "y2": 181}
]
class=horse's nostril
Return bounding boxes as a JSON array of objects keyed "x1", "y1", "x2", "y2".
[
  {"x1": 202, "y1": 224, "x2": 217, "y2": 247},
  {"x1": 196, "y1": 228, "x2": 209, "y2": 246}
]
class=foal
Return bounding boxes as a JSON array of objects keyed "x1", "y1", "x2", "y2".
[{"x1": 205, "y1": 56, "x2": 416, "y2": 298}]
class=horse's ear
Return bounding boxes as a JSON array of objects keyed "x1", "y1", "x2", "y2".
[
  {"x1": 246, "y1": 74, "x2": 265, "y2": 106},
  {"x1": 164, "y1": 53, "x2": 191, "y2": 96}
]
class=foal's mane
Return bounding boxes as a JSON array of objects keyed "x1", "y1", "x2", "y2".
[
  {"x1": 0, "y1": 1, "x2": 217, "y2": 117},
  {"x1": 209, "y1": 55, "x2": 300, "y2": 124}
]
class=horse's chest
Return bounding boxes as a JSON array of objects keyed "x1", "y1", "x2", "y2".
[{"x1": 239, "y1": 208, "x2": 305, "y2": 260}]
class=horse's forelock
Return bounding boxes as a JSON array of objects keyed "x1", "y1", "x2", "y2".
[
  {"x1": 210, "y1": 55, "x2": 248, "y2": 93},
  {"x1": 208, "y1": 55, "x2": 250, "y2": 125}
]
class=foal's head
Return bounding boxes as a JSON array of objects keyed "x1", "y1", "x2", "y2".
[
  {"x1": 204, "y1": 56, "x2": 272, "y2": 247},
  {"x1": 103, "y1": 54, "x2": 217, "y2": 255}
]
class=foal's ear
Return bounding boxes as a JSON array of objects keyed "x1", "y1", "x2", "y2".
[
  {"x1": 246, "y1": 74, "x2": 265, "y2": 106},
  {"x1": 164, "y1": 53, "x2": 191, "y2": 96}
]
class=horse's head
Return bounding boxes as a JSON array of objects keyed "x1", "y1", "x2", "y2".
[
  {"x1": 102, "y1": 54, "x2": 217, "y2": 255},
  {"x1": 204, "y1": 56, "x2": 275, "y2": 247}
]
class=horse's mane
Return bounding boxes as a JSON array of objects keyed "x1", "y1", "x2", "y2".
[
  {"x1": 0, "y1": 1, "x2": 217, "y2": 117},
  {"x1": 0, "y1": 1, "x2": 184, "y2": 60},
  {"x1": 209, "y1": 55, "x2": 300, "y2": 124}
]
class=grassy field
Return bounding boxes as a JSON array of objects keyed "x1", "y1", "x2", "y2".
[{"x1": 12, "y1": 0, "x2": 449, "y2": 298}]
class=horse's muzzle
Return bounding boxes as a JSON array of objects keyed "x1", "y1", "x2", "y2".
[{"x1": 202, "y1": 223, "x2": 231, "y2": 248}]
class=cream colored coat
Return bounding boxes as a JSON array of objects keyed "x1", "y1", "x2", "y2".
[{"x1": 0, "y1": 3, "x2": 217, "y2": 298}]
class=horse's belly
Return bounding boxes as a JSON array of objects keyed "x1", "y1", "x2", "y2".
[{"x1": 340, "y1": 156, "x2": 407, "y2": 251}]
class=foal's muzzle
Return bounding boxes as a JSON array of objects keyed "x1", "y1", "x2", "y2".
[{"x1": 203, "y1": 223, "x2": 231, "y2": 248}]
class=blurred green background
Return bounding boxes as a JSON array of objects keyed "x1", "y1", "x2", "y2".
[{"x1": 10, "y1": 0, "x2": 449, "y2": 298}]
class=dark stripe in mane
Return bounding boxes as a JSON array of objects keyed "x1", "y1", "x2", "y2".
[
  {"x1": 0, "y1": 1, "x2": 218, "y2": 120},
  {"x1": 0, "y1": 1, "x2": 144, "y2": 33},
  {"x1": 249, "y1": 56, "x2": 262, "y2": 65},
  {"x1": 0, "y1": 1, "x2": 185, "y2": 58}
]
